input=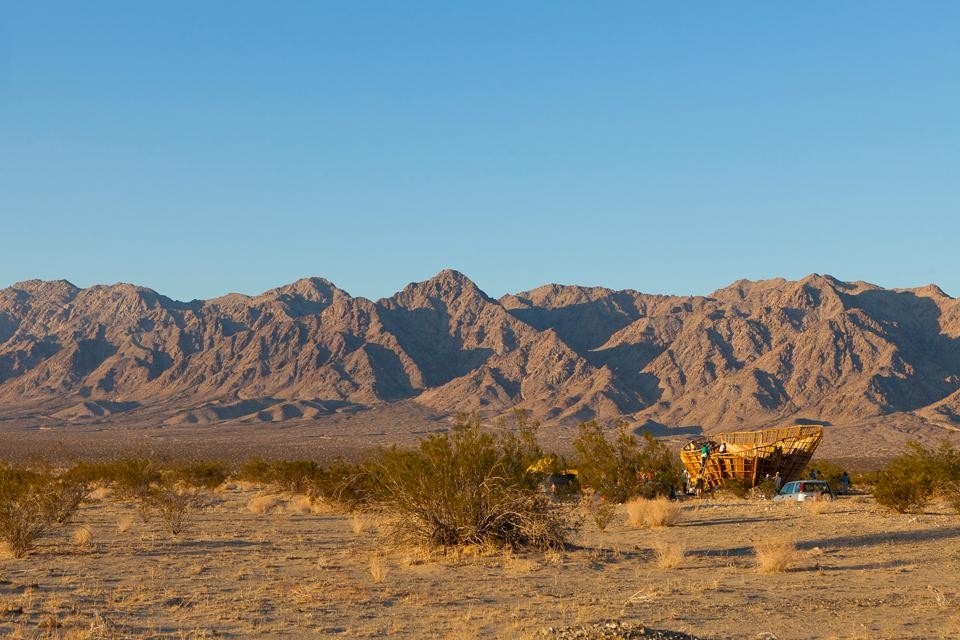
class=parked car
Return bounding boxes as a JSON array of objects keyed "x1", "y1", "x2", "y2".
[{"x1": 772, "y1": 479, "x2": 834, "y2": 502}]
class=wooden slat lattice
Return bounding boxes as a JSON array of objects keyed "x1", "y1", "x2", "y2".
[{"x1": 680, "y1": 425, "x2": 824, "y2": 492}]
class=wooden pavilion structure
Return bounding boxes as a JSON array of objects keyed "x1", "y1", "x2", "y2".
[{"x1": 680, "y1": 425, "x2": 824, "y2": 492}]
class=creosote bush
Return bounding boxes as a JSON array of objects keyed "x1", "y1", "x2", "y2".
[
  {"x1": 237, "y1": 457, "x2": 368, "y2": 508},
  {"x1": 572, "y1": 421, "x2": 679, "y2": 503},
  {"x1": 144, "y1": 483, "x2": 206, "y2": 536},
  {"x1": 0, "y1": 465, "x2": 89, "y2": 557},
  {"x1": 872, "y1": 441, "x2": 960, "y2": 513},
  {"x1": 367, "y1": 414, "x2": 574, "y2": 550}
]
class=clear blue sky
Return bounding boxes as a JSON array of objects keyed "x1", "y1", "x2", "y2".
[{"x1": 2, "y1": 2, "x2": 957, "y2": 301}]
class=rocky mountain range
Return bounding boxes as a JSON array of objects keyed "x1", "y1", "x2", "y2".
[{"x1": 2, "y1": 270, "x2": 960, "y2": 442}]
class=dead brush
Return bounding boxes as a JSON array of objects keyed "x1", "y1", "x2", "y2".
[
  {"x1": 652, "y1": 537, "x2": 685, "y2": 569},
  {"x1": 754, "y1": 537, "x2": 797, "y2": 573},
  {"x1": 350, "y1": 511, "x2": 376, "y2": 535},
  {"x1": 247, "y1": 494, "x2": 284, "y2": 515},
  {"x1": 803, "y1": 497, "x2": 834, "y2": 514},
  {"x1": 369, "y1": 553, "x2": 389, "y2": 583},
  {"x1": 142, "y1": 483, "x2": 206, "y2": 536},
  {"x1": 73, "y1": 525, "x2": 93, "y2": 548},
  {"x1": 625, "y1": 496, "x2": 683, "y2": 528}
]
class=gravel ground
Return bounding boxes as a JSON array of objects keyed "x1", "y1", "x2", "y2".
[{"x1": 539, "y1": 621, "x2": 707, "y2": 639}]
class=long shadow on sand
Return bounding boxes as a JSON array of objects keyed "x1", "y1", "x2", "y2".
[
  {"x1": 686, "y1": 526, "x2": 960, "y2": 560},
  {"x1": 795, "y1": 526, "x2": 960, "y2": 550}
]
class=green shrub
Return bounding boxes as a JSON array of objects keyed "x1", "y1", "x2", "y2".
[
  {"x1": 0, "y1": 466, "x2": 57, "y2": 557},
  {"x1": 572, "y1": 421, "x2": 679, "y2": 503},
  {"x1": 873, "y1": 444, "x2": 936, "y2": 513},
  {"x1": 170, "y1": 460, "x2": 230, "y2": 490},
  {"x1": 236, "y1": 458, "x2": 321, "y2": 493},
  {"x1": 803, "y1": 460, "x2": 845, "y2": 488},
  {"x1": 68, "y1": 458, "x2": 162, "y2": 501},
  {"x1": 873, "y1": 441, "x2": 960, "y2": 513},
  {"x1": 944, "y1": 482, "x2": 960, "y2": 516},
  {"x1": 366, "y1": 416, "x2": 572, "y2": 550},
  {"x1": 754, "y1": 478, "x2": 779, "y2": 499},
  {"x1": 717, "y1": 478, "x2": 751, "y2": 499},
  {"x1": 309, "y1": 460, "x2": 371, "y2": 509}
]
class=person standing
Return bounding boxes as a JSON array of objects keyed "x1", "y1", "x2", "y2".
[{"x1": 840, "y1": 471, "x2": 850, "y2": 495}]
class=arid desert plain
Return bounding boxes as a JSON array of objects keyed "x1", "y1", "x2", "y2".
[{"x1": 2, "y1": 480, "x2": 959, "y2": 640}]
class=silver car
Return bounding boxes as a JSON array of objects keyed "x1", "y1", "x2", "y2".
[{"x1": 773, "y1": 480, "x2": 834, "y2": 502}]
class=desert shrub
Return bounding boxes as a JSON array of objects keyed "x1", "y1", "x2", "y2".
[
  {"x1": 143, "y1": 483, "x2": 205, "y2": 536},
  {"x1": 310, "y1": 460, "x2": 372, "y2": 509},
  {"x1": 69, "y1": 458, "x2": 162, "y2": 501},
  {"x1": 944, "y1": 482, "x2": 960, "y2": 516},
  {"x1": 581, "y1": 493, "x2": 617, "y2": 533},
  {"x1": 0, "y1": 466, "x2": 57, "y2": 557},
  {"x1": 572, "y1": 421, "x2": 679, "y2": 503},
  {"x1": 874, "y1": 443, "x2": 938, "y2": 513},
  {"x1": 367, "y1": 418, "x2": 572, "y2": 550},
  {"x1": 237, "y1": 456, "x2": 370, "y2": 508},
  {"x1": 236, "y1": 458, "x2": 321, "y2": 493},
  {"x1": 46, "y1": 477, "x2": 91, "y2": 524},
  {"x1": 754, "y1": 538, "x2": 796, "y2": 573},
  {"x1": 753, "y1": 478, "x2": 779, "y2": 499},
  {"x1": 625, "y1": 496, "x2": 683, "y2": 528},
  {"x1": 170, "y1": 460, "x2": 230, "y2": 490},
  {"x1": 717, "y1": 478, "x2": 751, "y2": 499},
  {"x1": 652, "y1": 538, "x2": 685, "y2": 569}
]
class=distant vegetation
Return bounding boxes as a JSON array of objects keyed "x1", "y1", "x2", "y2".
[
  {"x1": 872, "y1": 441, "x2": 960, "y2": 514},
  {"x1": 2, "y1": 423, "x2": 958, "y2": 558}
]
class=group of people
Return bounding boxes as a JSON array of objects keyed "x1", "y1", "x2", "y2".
[{"x1": 686, "y1": 438, "x2": 853, "y2": 496}]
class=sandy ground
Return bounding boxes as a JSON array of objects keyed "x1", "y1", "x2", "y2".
[{"x1": 1, "y1": 487, "x2": 959, "y2": 640}]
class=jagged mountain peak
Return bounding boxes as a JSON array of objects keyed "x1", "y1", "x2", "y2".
[
  {"x1": 6, "y1": 279, "x2": 81, "y2": 302},
  {"x1": 268, "y1": 277, "x2": 349, "y2": 303},
  {"x1": 908, "y1": 284, "x2": 953, "y2": 300},
  {"x1": 388, "y1": 269, "x2": 494, "y2": 307}
]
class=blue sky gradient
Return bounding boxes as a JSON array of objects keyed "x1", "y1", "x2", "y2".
[{"x1": 2, "y1": 2, "x2": 957, "y2": 300}]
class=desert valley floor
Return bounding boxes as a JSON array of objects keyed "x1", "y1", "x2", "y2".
[{"x1": 1, "y1": 484, "x2": 959, "y2": 640}]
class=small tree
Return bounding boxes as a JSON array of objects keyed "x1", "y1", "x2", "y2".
[
  {"x1": 572, "y1": 421, "x2": 679, "y2": 503},
  {"x1": 873, "y1": 443, "x2": 936, "y2": 513}
]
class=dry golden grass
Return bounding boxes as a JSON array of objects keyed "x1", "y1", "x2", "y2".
[
  {"x1": 350, "y1": 512, "x2": 376, "y2": 535},
  {"x1": 803, "y1": 497, "x2": 834, "y2": 514},
  {"x1": 87, "y1": 486, "x2": 113, "y2": 501},
  {"x1": 652, "y1": 537, "x2": 685, "y2": 569},
  {"x1": 116, "y1": 514, "x2": 133, "y2": 534},
  {"x1": 247, "y1": 494, "x2": 284, "y2": 515},
  {"x1": 369, "y1": 553, "x2": 388, "y2": 583},
  {"x1": 72, "y1": 526, "x2": 92, "y2": 547},
  {"x1": 2, "y1": 475, "x2": 956, "y2": 639},
  {"x1": 625, "y1": 497, "x2": 683, "y2": 528},
  {"x1": 754, "y1": 537, "x2": 797, "y2": 573},
  {"x1": 286, "y1": 494, "x2": 313, "y2": 515}
]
